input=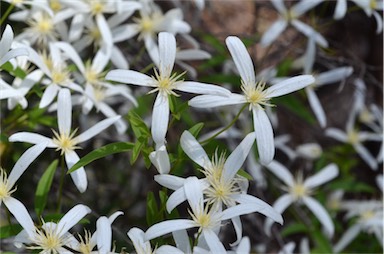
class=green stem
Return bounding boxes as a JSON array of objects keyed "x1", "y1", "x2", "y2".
[
  {"x1": 0, "y1": 4, "x2": 14, "y2": 26},
  {"x1": 140, "y1": 62, "x2": 154, "y2": 74},
  {"x1": 200, "y1": 104, "x2": 248, "y2": 145},
  {"x1": 56, "y1": 155, "x2": 65, "y2": 213}
]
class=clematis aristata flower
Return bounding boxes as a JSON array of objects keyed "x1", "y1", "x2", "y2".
[
  {"x1": 264, "y1": 161, "x2": 338, "y2": 237},
  {"x1": 189, "y1": 36, "x2": 314, "y2": 165},
  {"x1": 9, "y1": 88, "x2": 120, "y2": 193},
  {"x1": 0, "y1": 25, "x2": 29, "y2": 67},
  {"x1": 14, "y1": 204, "x2": 91, "y2": 253}
]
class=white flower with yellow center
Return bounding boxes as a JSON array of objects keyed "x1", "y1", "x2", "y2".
[
  {"x1": 9, "y1": 89, "x2": 120, "y2": 193},
  {"x1": 14, "y1": 204, "x2": 91, "y2": 253},
  {"x1": 106, "y1": 32, "x2": 230, "y2": 147},
  {"x1": 189, "y1": 36, "x2": 315, "y2": 165},
  {"x1": 264, "y1": 160, "x2": 339, "y2": 237}
]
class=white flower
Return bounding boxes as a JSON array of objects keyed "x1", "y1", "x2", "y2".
[
  {"x1": 14, "y1": 204, "x2": 91, "y2": 253},
  {"x1": 334, "y1": 200, "x2": 383, "y2": 252},
  {"x1": 351, "y1": 0, "x2": 383, "y2": 33},
  {"x1": 9, "y1": 88, "x2": 120, "y2": 193},
  {"x1": 189, "y1": 36, "x2": 314, "y2": 165},
  {"x1": 264, "y1": 161, "x2": 339, "y2": 237},
  {"x1": 0, "y1": 25, "x2": 29, "y2": 67},
  {"x1": 295, "y1": 143, "x2": 323, "y2": 160},
  {"x1": 260, "y1": 0, "x2": 328, "y2": 47},
  {"x1": 0, "y1": 143, "x2": 46, "y2": 238},
  {"x1": 106, "y1": 32, "x2": 230, "y2": 147}
]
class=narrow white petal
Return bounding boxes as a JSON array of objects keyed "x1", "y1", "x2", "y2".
[
  {"x1": 291, "y1": 20, "x2": 328, "y2": 48},
  {"x1": 9, "y1": 132, "x2": 55, "y2": 147},
  {"x1": 154, "y1": 174, "x2": 185, "y2": 190},
  {"x1": 304, "y1": 37, "x2": 316, "y2": 74},
  {"x1": 184, "y1": 177, "x2": 204, "y2": 214},
  {"x1": 180, "y1": 131, "x2": 210, "y2": 169},
  {"x1": 57, "y1": 204, "x2": 91, "y2": 237},
  {"x1": 96, "y1": 217, "x2": 112, "y2": 253},
  {"x1": 156, "y1": 245, "x2": 184, "y2": 254},
  {"x1": 176, "y1": 81, "x2": 231, "y2": 97},
  {"x1": 8, "y1": 143, "x2": 47, "y2": 187},
  {"x1": 172, "y1": 229, "x2": 191, "y2": 253},
  {"x1": 65, "y1": 151, "x2": 88, "y2": 193},
  {"x1": 75, "y1": 116, "x2": 121, "y2": 143},
  {"x1": 149, "y1": 145, "x2": 170, "y2": 175},
  {"x1": 266, "y1": 75, "x2": 314, "y2": 98},
  {"x1": 176, "y1": 49, "x2": 210, "y2": 60},
  {"x1": 112, "y1": 24, "x2": 140, "y2": 43},
  {"x1": 158, "y1": 32, "x2": 176, "y2": 78},
  {"x1": 96, "y1": 14, "x2": 113, "y2": 47},
  {"x1": 325, "y1": 128, "x2": 348, "y2": 142},
  {"x1": 230, "y1": 216, "x2": 242, "y2": 246},
  {"x1": 144, "y1": 219, "x2": 196, "y2": 241},
  {"x1": 253, "y1": 107, "x2": 275, "y2": 165},
  {"x1": 57, "y1": 88, "x2": 72, "y2": 135},
  {"x1": 334, "y1": 0, "x2": 347, "y2": 19},
  {"x1": 291, "y1": 0, "x2": 322, "y2": 17},
  {"x1": 333, "y1": 224, "x2": 361, "y2": 253},
  {"x1": 265, "y1": 160, "x2": 294, "y2": 186},
  {"x1": 166, "y1": 187, "x2": 186, "y2": 213},
  {"x1": 271, "y1": 0, "x2": 287, "y2": 13},
  {"x1": 304, "y1": 163, "x2": 339, "y2": 189},
  {"x1": 188, "y1": 94, "x2": 246, "y2": 108},
  {"x1": 39, "y1": 84, "x2": 60, "y2": 108},
  {"x1": 202, "y1": 229, "x2": 226, "y2": 253},
  {"x1": 0, "y1": 48, "x2": 29, "y2": 66},
  {"x1": 302, "y1": 196, "x2": 334, "y2": 237},
  {"x1": 225, "y1": 36, "x2": 256, "y2": 86},
  {"x1": 144, "y1": 35, "x2": 159, "y2": 67},
  {"x1": 4, "y1": 197, "x2": 35, "y2": 238},
  {"x1": 373, "y1": 11, "x2": 383, "y2": 34},
  {"x1": 0, "y1": 25, "x2": 13, "y2": 57},
  {"x1": 108, "y1": 211, "x2": 124, "y2": 224},
  {"x1": 316, "y1": 67, "x2": 353, "y2": 86},
  {"x1": 221, "y1": 203, "x2": 273, "y2": 221},
  {"x1": 105, "y1": 70, "x2": 153, "y2": 87},
  {"x1": 260, "y1": 19, "x2": 288, "y2": 47},
  {"x1": 92, "y1": 46, "x2": 111, "y2": 73},
  {"x1": 306, "y1": 87, "x2": 327, "y2": 128},
  {"x1": 53, "y1": 42, "x2": 85, "y2": 73},
  {"x1": 127, "y1": 227, "x2": 148, "y2": 252},
  {"x1": 236, "y1": 236, "x2": 251, "y2": 254},
  {"x1": 223, "y1": 132, "x2": 255, "y2": 182},
  {"x1": 264, "y1": 194, "x2": 293, "y2": 235},
  {"x1": 68, "y1": 13, "x2": 85, "y2": 42},
  {"x1": 354, "y1": 143, "x2": 378, "y2": 170},
  {"x1": 151, "y1": 94, "x2": 169, "y2": 146},
  {"x1": 111, "y1": 46, "x2": 129, "y2": 69}
]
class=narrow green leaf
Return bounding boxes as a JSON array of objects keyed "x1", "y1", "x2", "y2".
[
  {"x1": 188, "y1": 122, "x2": 204, "y2": 137},
  {"x1": 0, "y1": 224, "x2": 23, "y2": 238},
  {"x1": 68, "y1": 142, "x2": 134, "y2": 174},
  {"x1": 130, "y1": 141, "x2": 144, "y2": 165},
  {"x1": 35, "y1": 160, "x2": 58, "y2": 217},
  {"x1": 281, "y1": 222, "x2": 308, "y2": 237},
  {"x1": 237, "y1": 169, "x2": 254, "y2": 181}
]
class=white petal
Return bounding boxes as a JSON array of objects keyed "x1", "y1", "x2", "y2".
[
  {"x1": 306, "y1": 87, "x2": 326, "y2": 128},
  {"x1": 373, "y1": 11, "x2": 383, "y2": 34},
  {"x1": 105, "y1": 70, "x2": 153, "y2": 87},
  {"x1": 304, "y1": 37, "x2": 316, "y2": 74},
  {"x1": 92, "y1": 46, "x2": 111, "y2": 73},
  {"x1": 57, "y1": 88, "x2": 72, "y2": 135},
  {"x1": 271, "y1": 0, "x2": 287, "y2": 13},
  {"x1": 144, "y1": 35, "x2": 159, "y2": 67},
  {"x1": 265, "y1": 160, "x2": 294, "y2": 186},
  {"x1": 149, "y1": 145, "x2": 170, "y2": 175},
  {"x1": 180, "y1": 130, "x2": 210, "y2": 169},
  {"x1": 68, "y1": 13, "x2": 85, "y2": 42},
  {"x1": 151, "y1": 94, "x2": 169, "y2": 146},
  {"x1": 4, "y1": 197, "x2": 35, "y2": 238},
  {"x1": 291, "y1": 0, "x2": 322, "y2": 17},
  {"x1": 158, "y1": 32, "x2": 176, "y2": 78},
  {"x1": 260, "y1": 19, "x2": 288, "y2": 47},
  {"x1": 9, "y1": 132, "x2": 55, "y2": 147},
  {"x1": 316, "y1": 67, "x2": 353, "y2": 86},
  {"x1": 334, "y1": 0, "x2": 347, "y2": 19},
  {"x1": 225, "y1": 36, "x2": 256, "y2": 86},
  {"x1": 266, "y1": 75, "x2": 314, "y2": 98},
  {"x1": 111, "y1": 46, "x2": 129, "y2": 69},
  {"x1": 65, "y1": 151, "x2": 88, "y2": 193},
  {"x1": 230, "y1": 216, "x2": 242, "y2": 246},
  {"x1": 188, "y1": 94, "x2": 246, "y2": 108},
  {"x1": 172, "y1": 229, "x2": 191, "y2": 253},
  {"x1": 176, "y1": 81, "x2": 231, "y2": 97},
  {"x1": 127, "y1": 227, "x2": 148, "y2": 252},
  {"x1": 202, "y1": 229, "x2": 226, "y2": 253},
  {"x1": 302, "y1": 196, "x2": 334, "y2": 236},
  {"x1": 96, "y1": 216, "x2": 112, "y2": 253},
  {"x1": 264, "y1": 194, "x2": 293, "y2": 235},
  {"x1": 325, "y1": 128, "x2": 348, "y2": 142},
  {"x1": 144, "y1": 219, "x2": 196, "y2": 241},
  {"x1": 8, "y1": 143, "x2": 47, "y2": 187},
  {"x1": 0, "y1": 25, "x2": 13, "y2": 57},
  {"x1": 176, "y1": 49, "x2": 210, "y2": 60},
  {"x1": 0, "y1": 48, "x2": 29, "y2": 66},
  {"x1": 184, "y1": 177, "x2": 204, "y2": 214},
  {"x1": 155, "y1": 174, "x2": 185, "y2": 190},
  {"x1": 112, "y1": 24, "x2": 140, "y2": 43},
  {"x1": 253, "y1": 107, "x2": 275, "y2": 165},
  {"x1": 354, "y1": 143, "x2": 378, "y2": 170},
  {"x1": 166, "y1": 188, "x2": 186, "y2": 213},
  {"x1": 57, "y1": 204, "x2": 91, "y2": 237},
  {"x1": 96, "y1": 14, "x2": 113, "y2": 47},
  {"x1": 223, "y1": 132, "x2": 255, "y2": 182},
  {"x1": 53, "y1": 42, "x2": 85, "y2": 73},
  {"x1": 291, "y1": 20, "x2": 328, "y2": 48},
  {"x1": 333, "y1": 224, "x2": 361, "y2": 253},
  {"x1": 75, "y1": 116, "x2": 120, "y2": 143},
  {"x1": 221, "y1": 203, "x2": 274, "y2": 221},
  {"x1": 39, "y1": 84, "x2": 60, "y2": 108},
  {"x1": 236, "y1": 236, "x2": 251, "y2": 254},
  {"x1": 98, "y1": 103, "x2": 127, "y2": 134},
  {"x1": 304, "y1": 163, "x2": 339, "y2": 189},
  {"x1": 156, "y1": 245, "x2": 184, "y2": 254}
]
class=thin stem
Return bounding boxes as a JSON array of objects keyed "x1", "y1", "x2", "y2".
[
  {"x1": 0, "y1": 4, "x2": 14, "y2": 26},
  {"x1": 200, "y1": 104, "x2": 248, "y2": 145},
  {"x1": 56, "y1": 155, "x2": 65, "y2": 213}
]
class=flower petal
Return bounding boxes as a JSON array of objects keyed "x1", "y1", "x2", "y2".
[
  {"x1": 75, "y1": 116, "x2": 121, "y2": 143},
  {"x1": 4, "y1": 197, "x2": 35, "y2": 239},
  {"x1": 151, "y1": 94, "x2": 169, "y2": 146},
  {"x1": 56, "y1": 204, "x2": 91, "y2": 237},
  {"x1": 149, "y1": 145, "x2": 170, "y2": 175},
  {"x1": 334, "y1": 0, "x2": 347, "y2": 19},
  {"x1": 325, "y1": 128, "x2": 348, "y2": 142},
  {"x1": 202, "y1": 229, "x2": 226, "y2": 253},
  {"x1": 158, "y1": 32, "x2": 176, "y2": 78},
  {"x1": 9, "y1": 132, "x2": 55, "y2": 147},
  {"x1": 266, "y1": 75, "x2": 314, "y2": 98},
  {"x1": 57, "y1": 88, "x2": 72, "y2": 135},
  {"x1": 96, "y1": 14, "x2": 113, "y2": 47},
  {"x1": 253, "y1": 107, "x2": 275, "y2": 165},
  {"x1": 176, "y1": 81, "x2": 231, "y2": 97},
  {"x1": 65, "y1": 151, "x2": 88, "y2": 193},
  {"x1": 316, "y1": 67, "x2": 353, "y2": 86},
  {"x1": 354, "y1": 143, "x2": 378, "y2": 170},
  {"x1": 180, "y1": 130, "x2": 210, "y2": 169},
  {"x1": 225, "y1": 36, "x2": 256, "y2": 87},
  {"x1": 39, "y1": 84, "x2": 60, "y2": 108},
  {"x1": 306, "y1": 87, "x2": 326, "y2": 128},
  {"x1": 184, "y1": 177, "x2": 204, "y2": 214},
  {"x1": 156, "y1": 245, "x2": 184, "y2": 254},
  {"x1": 302, "y1": 196, "x2": 334, "y2": 237},
  {"x1": 333, "y1": 224, "x2": 362, "y2": 253},
  {"x1": 96, "y1": 216, "x2": 112, "y2": 253},
  {"x1": 304, "y1": 163, "x2": 338, "y2": 189},
  {"x1": 260, "y1": 19, "x2": 288, "y2": 47},
  {"x1": 264, "y1": 194, "x2": 293, "y2": 235},
  {"x1": 144, "y1": 219, "x2": 196, "y2": 241},
  {"x1": 105, "y1": 70, "x2": 153, "y2": 87},
  {"x1": 154, "y1": 174, "x2": 185, "y2": 190},
  {"x1": 291, "y1": 0, "x2": 322, "y2": 17},
  {"x1": 265, "y1": 160, "x2": 294, "y2": 186},
  {"x1": 291, "y1": 20, "x2": 328, "y2": 48},
  {"x1": 188, "y1": 94, "x2": 246, "y2": 108}
]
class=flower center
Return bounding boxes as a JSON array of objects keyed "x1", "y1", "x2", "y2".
[
  {"x1": 360, "y1": 210, "x2": 375, "y2": 221},
  {"x1": 93, "y1": 86, "x2": 106, "y2": 102},
  {"x1": 290, "y1": 183, "x2": 308, "y2": 200},
  {"x1": 90, "y1": 1, "x2": 105, "y2": 15},
  {"x1": 84, "y1": 65, "x2": 102, "y2": 85},
  {"x1": 358, "y1": 108, "x2": 374, "y2": 124},
  {"x1": 50, "y1": 0, "x2": 62, "y2": 12},
  {"x1": 34, "y1": 15, "x2": 54, "y2": 34},
  {"x1": 51, "y1": 70, "x2": 69, "y2": 85},
  {"x1": 77, "y1": 230, "x2": 93, "y2": 254},
  {"x1": 370, "y1": 0, "x2": 377, "y2": 9},
  {"x1": 52, "y1": 129, "x2": 80, "y2": 155},
  {"x1": 29, "y1": 225, "x2": 68, "y2": 253},
  {"x1": 0, "y1": 168, "x2": 15, "y2": 200},
  {"x1": 134, "y1": 12, "x2": 163, "y2": 39},
  {"x1": 241, "y1": 81, "x2": 272, "y2": 109},
  {"x1": 347, "y1": 129, "x2": 360, "y2": 145},
  {"x1": 283, "y1": 10, "x2": 296, "y2": 21},
  {"x1": 190, "y1": 205, "x2": 220, "y2": 231},
  {"x1": 148, "y1": 68, "x2": 185, "y2": 97}
]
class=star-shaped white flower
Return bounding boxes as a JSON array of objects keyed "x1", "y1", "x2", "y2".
[
  {"x1": 9, "y1": 88, "x2": 120, "y2": 192},
  {"x1": 189, "y1": 36, "x2": 314, "y2": 165}
]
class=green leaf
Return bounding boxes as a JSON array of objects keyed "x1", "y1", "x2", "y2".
[
  {"x1": 128, "y1": 110, "x2": 150, "y2": 137},
  {"x1": 35, "y1": 160, "x2": 58, "y2": 217},
  {"x1": 273, "y1": 94, "x2": 316, "y2": 125},
  {"x1": 281, "y1": 222, "x2": 308, "y2": 237},
  {"x1": 188, "y1": 122, "x2": 204, "y2": 137},
  {"x1": 310, "y1": 227, "x2": 332, "y2": 253},
  {"x1": 67, "y1": 142, "x2": 134, "y2": 174},
  {"x1": 130, "y1": 141, "x2": 144, "y2": 165},
  {"x1": 0, "y1": 224, "x2": 23, "y2": 238},
  {"x1": 146, "y1": 192, "x2": 163, "y2": 226},
  {"x1": 237, "y1": 169, "x2": 254, "y2": 181}
]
